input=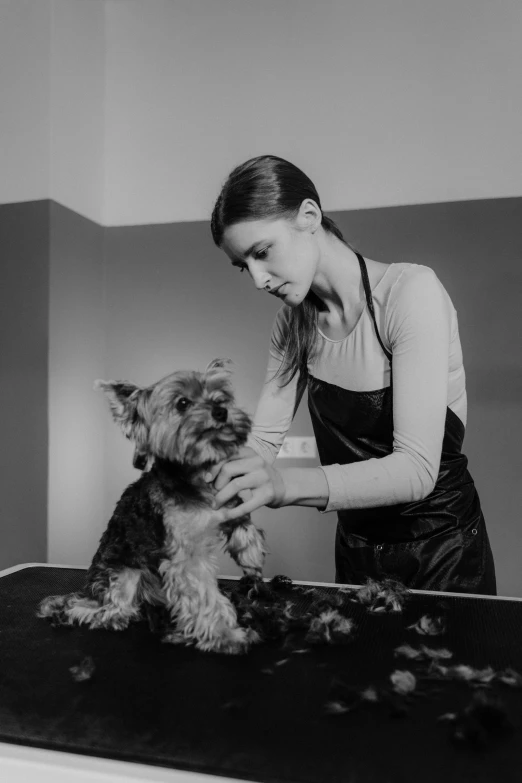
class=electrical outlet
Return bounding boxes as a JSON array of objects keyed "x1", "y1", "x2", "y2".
[
  {"x1": 278, "y1": 437, "x2": 297, "y2": 458},
  {"x1": 294, "y1": 436, "x2": 317, "y2": 458},
  {"x1": 277, "y1": 436, "x2": 317, "y2": 459}
]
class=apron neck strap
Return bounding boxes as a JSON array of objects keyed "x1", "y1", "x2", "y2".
[{"x1": 356, "y1": 253, "x2": 392, "y2": 364}]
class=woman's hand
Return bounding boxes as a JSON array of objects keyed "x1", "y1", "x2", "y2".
[{"x1": 206, "y1": 447, "x2": 286, "y2": 521}]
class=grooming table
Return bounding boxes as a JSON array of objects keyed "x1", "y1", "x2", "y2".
[{"x1": 0, "y1": 565, "x2": 521, "y2": 783}]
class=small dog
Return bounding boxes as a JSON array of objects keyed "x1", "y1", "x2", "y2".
[{"x1": 38, "y1": 358, "x2": 268, "y2": 654}]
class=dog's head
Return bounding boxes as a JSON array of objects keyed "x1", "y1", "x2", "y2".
[{"x1": 95, "y1": 358, "x2": 252, "y2": 470}]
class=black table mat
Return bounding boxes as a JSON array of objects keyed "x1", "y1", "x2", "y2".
[{"x1": 0, "y1": 566, "x2": 521, "y2": 783}]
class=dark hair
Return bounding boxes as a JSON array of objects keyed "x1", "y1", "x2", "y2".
[{"x1": 211, "y1": 155, "x2": 351, "y2": 387}]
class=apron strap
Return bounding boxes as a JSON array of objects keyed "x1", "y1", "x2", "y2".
[{"x1": 356, "y1": 253, "x2": 393, "y2": 364}]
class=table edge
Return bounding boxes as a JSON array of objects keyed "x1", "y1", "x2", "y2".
[{"x1": 2, "y1": 562, "x2": 520, "y2": 601}]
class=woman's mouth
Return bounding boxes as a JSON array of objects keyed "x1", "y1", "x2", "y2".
[{"x1": 270, "y1": 284, "x2": 286, "y2": 297}]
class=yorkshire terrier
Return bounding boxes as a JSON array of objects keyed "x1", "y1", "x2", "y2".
[{"x1": 38, "y1": 358, "x2": 268, "y2": 655}]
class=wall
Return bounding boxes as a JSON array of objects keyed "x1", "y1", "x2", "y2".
[
  {"x1": 2, "y1": 0, "x2": 521, "y2": 223},
  {"x1": 1, "y1": 194, "x2": 520, "y2": 591},
  {"x1": 49, "y1": 0, "x2": 105, "y2": 224},
  {"x1": 0, "y1": 0, "x2": 521, "y2": 595},
  {"x1": 102, "y1": 197, "x2": 522, "y2": 595},
  {"x1": 0, "y1": 0, "x2": 51, "y2": 206},
  {"x1": 102, "y1": 220, "x2": 333, "y2": 582},
  {"x1": 0, "y1": 0, "x2": 105, "y2": 222},
  {"x1": 103, "y1": 0, "x2": 522, "y2": 225},
  {"x1": 48, "y1": 203, "x2": 106, "y2": 565},
  {"x1": 0, "y1": 0, "x2": 107, "y2": 565},
  {"x1": 0, "y1": 202, "x2": 49, "y2": 568},
  {"x1": 332, "y1": 197, "x2": 522, "y2": 598}
]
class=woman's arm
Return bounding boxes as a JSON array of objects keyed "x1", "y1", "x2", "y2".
[
  {"x1": 317, "y1": 265, "x2": 451, "y2": 512},
  {"x1": 244, "y1": 307, "x2": 305, "y2": 463},
  {"x1": 211, "y1": 306, "x2": 318, "y2": 514},
  {"x1": 214, "y1": 267, "x2": 453, "y2": 519}
]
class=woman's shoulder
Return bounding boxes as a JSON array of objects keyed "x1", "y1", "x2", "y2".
[
  {"x1": 382, "y1": 260, "x2": 437, "y2": 286},
  {"x1": 377, "y1": 262, "x2": 447, "y2": 306},
  {"x1": 271, "y1": 303, "x2": 291, "y2": 327},
  {"x1": 269, "y1": 304, "x2": 293, "y2": 345},
  {"x1": 378, "y1": 262, "x2": 455, "y2": 336}
]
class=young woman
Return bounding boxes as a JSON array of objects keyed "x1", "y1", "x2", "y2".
[{"x1": 208, "y1": 155, "x2": 496, "y2": 594}]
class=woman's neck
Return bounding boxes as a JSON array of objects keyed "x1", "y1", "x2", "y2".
[{"x1": 310, "y1": 232, "x2": 364, "y2": 320}]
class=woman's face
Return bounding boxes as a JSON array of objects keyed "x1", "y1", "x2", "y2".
[{"x1": 221, "y1": 210, "x2": 320, "y2": 307}]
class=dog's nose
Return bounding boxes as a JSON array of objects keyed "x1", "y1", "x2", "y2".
[
  {"x1": 133, "y1": 449, "x2": 148, "y2": 470},
  {"x1": 212, "y1": 405, "x2": 228, "y2": 423}
]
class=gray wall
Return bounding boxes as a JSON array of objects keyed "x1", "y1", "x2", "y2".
[
  {"x1": 332, "y1": 199, "x2": 522, "y2": 598},
  {"x1": 102, "y1": 222, "x2": 330, "y2": 584},
  {"x1": 48, "y1": 202, "x2": 106, "y2": 565},
  {"x1": 1, "y1": 197, "x2": 520, "y2": 596},
  {"x1": 0, "y1": 200, "x2": 106, "y2": 569},
  {"x1": 103, "y1": 198, "x2": 522, "y2": 596},
  {"x1": 0, "y1": 201, "x2": 49, "y2": 568}
]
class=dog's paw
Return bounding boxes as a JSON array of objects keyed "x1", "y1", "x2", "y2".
[
  {"x1": 162, "y1": 629, "x2": 191, "y2": 646},
  {"x1": 36, "y1": 593, "x2": 79, "y2": 626},
  {"x1": 199, "y1": 625, "x2": 261, "y2": 655},
  {"x1": 37, "y1": 594, "x2": 66, "y2": 618},
  {"x1": 89, "y1": 614, "x2": 131, "y2": 631}
]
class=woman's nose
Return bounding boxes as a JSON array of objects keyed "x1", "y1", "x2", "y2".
[{"x1": 249, "y1": 263, "x2": 270, "y2": 290}]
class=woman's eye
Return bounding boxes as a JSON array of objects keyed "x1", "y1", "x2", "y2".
[
  {"x1": 255, "y1": 248, "x2": 269, "y2": 260},
  {"x1": 176, "y1": 397, "x2": 192, "y2": 412}
]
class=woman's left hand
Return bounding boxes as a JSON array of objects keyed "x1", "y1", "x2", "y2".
[{"x1": 207, "y1": 447, "x2": 286, "y2": 521}]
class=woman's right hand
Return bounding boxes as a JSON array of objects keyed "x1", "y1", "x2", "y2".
[{"x1": 206, "y1": 446, "x2": 287, "y2": 519}]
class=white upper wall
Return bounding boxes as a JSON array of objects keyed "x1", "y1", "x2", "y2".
[
  {"x1": 1, "y1": 0, "x2": 521, "y2": 225},
  {"x1": 0, "y1": 0, "x2": 51, "y2": 204},
  {"x1": 50, "y1": 0, "x2": 105, "y2": 225},
  {"x1": 103, "y1": 0, "x2": 522, "y2": 226},
  {"x1": 0, "y1": 0, "x2": 104, "y2": 224}
]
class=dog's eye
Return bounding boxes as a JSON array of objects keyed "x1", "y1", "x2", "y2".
[{"x1": 176, "y1": 397, "x2": 192, "y2": 413}]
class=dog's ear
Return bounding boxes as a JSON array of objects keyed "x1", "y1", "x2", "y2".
[
  {"x1": 94, "y1": 380, "x2": 148, "y2": 439},
  {"x1": 205, "y1": 358, "x2": 234, "y2": 376}
]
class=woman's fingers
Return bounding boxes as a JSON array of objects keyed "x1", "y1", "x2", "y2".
[
  {"x1": 208, "y1": 449, "x2": 285, "y2": 515},
  {"x1": 213, "y1": 456, "x2": 261, "y2": 491},
  {"x1": 214, "y1": 471, "x2": 266, "y2": 508},
  {"x1": 203, "y1": 460, "x2": 226, "y2": 484},
  {"x1": 206, "y1": 448, "x2": 260, "y2": 488},
  {"x1": 219, "y1": 488, "x2": 272, "y2": 521},
  {"x1": 238, "y1": 488, "x2": 254, "y2": 504}
]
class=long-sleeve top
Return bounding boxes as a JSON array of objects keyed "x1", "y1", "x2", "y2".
[{"x1": 246, "y1": 262, "x2": 467, "y2": 513}]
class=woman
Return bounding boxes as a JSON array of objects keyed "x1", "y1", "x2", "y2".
[{"x1": 207, "y1": 154, "x2": 496, "y2": 594}]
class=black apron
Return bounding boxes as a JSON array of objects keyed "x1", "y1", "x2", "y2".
[{"x1": 307, "y1": 254, "x2": 497, "y2": 595}]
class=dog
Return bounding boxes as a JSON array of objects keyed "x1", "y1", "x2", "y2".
[{"x1": 37, "y1": 358, "x2": 268, "y2": 655}]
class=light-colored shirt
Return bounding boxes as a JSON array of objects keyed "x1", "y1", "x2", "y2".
[{"x1": 246, "y1": 263, "x2": 467, "y2": 513}]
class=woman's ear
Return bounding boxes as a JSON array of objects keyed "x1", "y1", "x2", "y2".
[{"x1": 295, "y1": 198, "x2": 322, "y2": 233}]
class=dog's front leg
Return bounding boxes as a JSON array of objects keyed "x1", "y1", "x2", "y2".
[
  {"x1": 219, "y1": 512, "x2": 268, "y2": 579},
  {"x1": 160, "y1": 553, "x2": 258, "y2": 654},
  {"x1": 160, "y1": 509, "x2": 259, "y2": 655}
]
